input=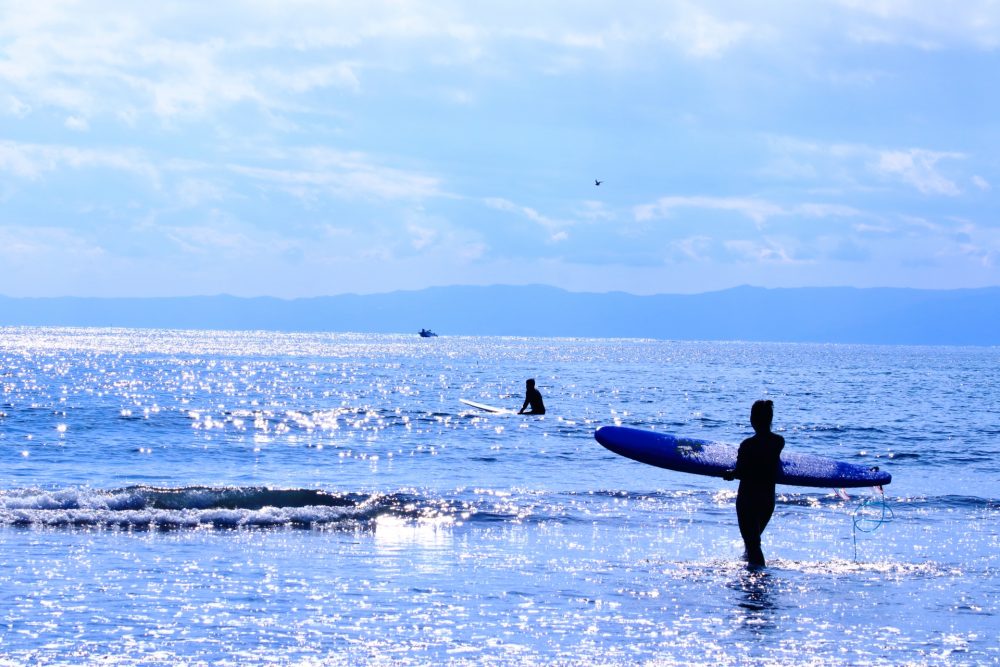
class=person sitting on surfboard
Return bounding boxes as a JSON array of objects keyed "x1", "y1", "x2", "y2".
[
  {"x1": 518, "y1": 378, "x2": 545, "y2": 415},
  {"x1": 724, "y1": 399, "x2": 784, "y2": 567}
]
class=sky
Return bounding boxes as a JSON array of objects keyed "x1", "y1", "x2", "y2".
[{"x1": 1, "y1": 1, "x2": 998, "y2": 297}]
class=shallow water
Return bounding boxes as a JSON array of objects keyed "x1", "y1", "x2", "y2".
[{"x1": 1, "y1": 328, "x2": 997, "y2": 664}]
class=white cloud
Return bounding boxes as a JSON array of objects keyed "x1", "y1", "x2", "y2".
[
  {"x1": 485, "y1": 197, "x2": 575, "y2": 242},
  {"x1": 160, "y1": 210, "x2": 299, "y2": 259},
  {"x1": 0, "y1": 5, "x2": 363, "y2": 123},
  {"x1": 670, "y1": 235, "x2": 714, "y2": 261},
  {"x1": 175, "y1": 178, "x2": 227, "y2": 207},
  {"x1": 0, "y1": 224, "x2": 105, "y2": 260},
  {"x1": 632, "y1": 195, "x2": 871, "y2": 240},
  {"x1": 0, "y1": 2, "x2": 772, "y2": 128},
  {"x1": 846, "y1": 24, "x2": 941, "y2": 51},
  {"x1": 262, "y1": 62, "x2": 361, "y2": 94},
  {"x1": 837, "y1": 0, "x2": 1000, "y2": 50},
  {"x1": 442, "y1": 88, "x2": 476, "y2": 106},
  {"x1": 634, "y1": 196, "x2": 785, "y2": 225},
  {"x1": 875, "y1": 149, "x2": 962, "y2": 195},
  {"x1": 230, "y1": 149, "x2": 443, "y2": 201},
  {"x1": 407, "y1": 224, "x2": 437, "y2": 250},
  {"x1": 0, "y1": 140, "x2": 158, "y2": 182},
  {"x1": 853, "y1": 221, "x2": 895, "y2": 234},
  {"x1": 164, "y1": 223, "x2": 252, "y2": 256},
  {"x1": 1, "y1": 2, "x2": 998, "y2": 297},
  {"x1": 64, "y1": 115, "x2": 89, "y2": 131},
  {"x1": 897, "y1": 214, "x2": 941, "y2": 232},
  {"x1": 796, "y1": 203, "x2": 865, "y2": 218},
  {"x1": 0, "y1": 1, "x2": 995, "y2": 129},
  {"x1": 459, "y1": 242, "x2": 487, "y2": 261},
  {"x1": 764, "y1": 136, "x2": 968, "y2": 197},
  {"x1": 576, "y1": 200, "x2": 615, "y2": 222},
  {"x1": 2, "y1": 94, "x2": 30, "y2": 117},
  {"x1": 723, "y1": 238, "x2": 801, "y2": 264},
  {"x1": 486, "y1": 197, "x2": 550, "y2": 223},
  {"x1": 665, "y1": 6, "x2": 754, "y2": 58}
]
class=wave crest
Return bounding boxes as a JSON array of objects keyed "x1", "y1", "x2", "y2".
[{"x1": 0, "y1": 486, "x2": 450, "y2": 529}]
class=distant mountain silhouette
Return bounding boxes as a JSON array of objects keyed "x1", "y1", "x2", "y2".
[{"x1": 2, "y1": 285, "x2": 998, "y2": 345}]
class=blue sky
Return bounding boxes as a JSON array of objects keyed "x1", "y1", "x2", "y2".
[{"x1": 1, "y1": 1, "x2": 998, "y2": 297}]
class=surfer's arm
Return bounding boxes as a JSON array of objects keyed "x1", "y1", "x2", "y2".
[{"x1": 725, "y1": 440, "x2": 750, "y2": 481}]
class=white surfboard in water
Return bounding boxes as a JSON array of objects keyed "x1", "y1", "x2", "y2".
[{"x1": 459, "y1": 398, "x2": 517, "y2": 415}]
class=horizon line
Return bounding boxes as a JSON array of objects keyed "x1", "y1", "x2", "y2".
[{"x1": 4, "y1": 283, "x2": 1000, "y2": 301}]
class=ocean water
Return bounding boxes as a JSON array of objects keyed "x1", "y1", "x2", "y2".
[{"x1": 1, "y1": 327, "x2": 997, "y2": 666}]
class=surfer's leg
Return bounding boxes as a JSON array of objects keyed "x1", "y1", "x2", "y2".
[
  {"x1": 758, "y1": 494, "x2": 776, "y2": 534},
  {"x1": 738, "y1": 493, "x2": 769, "y2": 567},
  {"x1": 736, "y1": 496, "x2": 764, "y2": 566},
  {"x1": 747, "y1": 494, "x2": 775, "y2": 567}
]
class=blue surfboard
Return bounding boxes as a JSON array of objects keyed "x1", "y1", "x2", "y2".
[{"x1": 595, "y1": 425, "x2": 891, "y2": 488}]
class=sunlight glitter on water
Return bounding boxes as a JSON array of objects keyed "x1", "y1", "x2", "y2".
[{"x1": 1, "y1": 328, "x2": 998, "y2": 664}]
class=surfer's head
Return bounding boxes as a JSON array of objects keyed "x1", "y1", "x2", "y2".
[
  {"x1": 750, "y1": 399, "x2": 773, "y2": 433},
  {"x1": 526, "y1": 378, "x2": 535, "y2": 389}
]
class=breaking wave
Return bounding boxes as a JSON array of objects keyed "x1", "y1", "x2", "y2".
[{"x1": 0, "y1": 486, "x2": 463, "y2": 530}]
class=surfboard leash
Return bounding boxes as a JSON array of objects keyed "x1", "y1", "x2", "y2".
[{"x1": 851, "y1": 485, "x2": 894, "y2": 562}]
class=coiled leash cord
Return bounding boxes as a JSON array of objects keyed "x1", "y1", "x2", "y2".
[{"x1": 850, "y1": 485, "x2": 894, "y2": 562}]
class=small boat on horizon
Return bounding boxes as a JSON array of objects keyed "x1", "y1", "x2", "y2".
[{"x1": 419, "y1": 328, "x2": 438, "y2": 338}]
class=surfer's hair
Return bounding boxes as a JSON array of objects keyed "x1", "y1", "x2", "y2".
[{"x1": 750, "y1": 399, "x2": 773, "y2": 432}]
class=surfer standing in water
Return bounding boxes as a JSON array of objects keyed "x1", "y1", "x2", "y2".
[
  {"x1": 518, "y1": 378, "x2": 545, "y2": 415},
  {"x1": 724, "y1": 400, "x2": 784, "y2": 567}
]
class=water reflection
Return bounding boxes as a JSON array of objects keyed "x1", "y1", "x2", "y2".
[
  {"x1": 731, "y1": 568, "x2": 778, "y2": 633},
  {"x1": 373, "y1": 515, "x2": 454, "y2": 552}
]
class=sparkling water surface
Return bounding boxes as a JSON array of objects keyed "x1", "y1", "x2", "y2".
[{"x1": 1, "y1": 327, "x2": 997, "y2": 665}]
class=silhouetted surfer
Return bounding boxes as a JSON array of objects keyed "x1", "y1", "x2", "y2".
[
  {"x1": 518, "y1": 378, "x2": 545, "y2": 415},
  {"x1": 724, "y1": 400, "x2": 784, "y2": 567}
]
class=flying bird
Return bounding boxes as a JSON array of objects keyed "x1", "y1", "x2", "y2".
[{"x1": 595, "y1": 179, "x2": 603, "y2": 186}]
